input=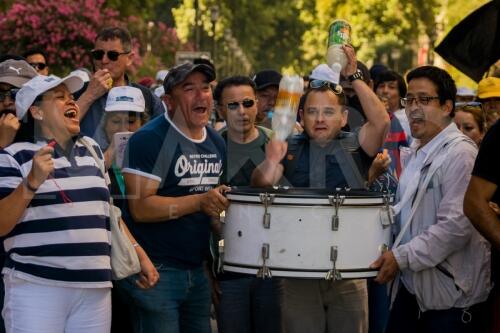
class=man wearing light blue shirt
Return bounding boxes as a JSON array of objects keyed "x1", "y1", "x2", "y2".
[{"x1": 372, "y1": 66, "x2": 491, "y2": 333}]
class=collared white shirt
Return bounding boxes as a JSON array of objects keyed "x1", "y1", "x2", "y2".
[{"x1": 396, "y1": 123, "x2": 461, "y2": 293}]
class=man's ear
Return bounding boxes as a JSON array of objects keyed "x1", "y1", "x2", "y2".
[
  {"x1": 163, "y1": 94, "x2": 174, "y2": 111},
  {"x1": 442, "y1": 99, "x2": 453, "y2": 117},
  {"x1": 299, "y1": 109, "x2": 304, "y2": 127},
  {"x1": 341, "y1": 109, "x2": 349, "y2": 127},
  {"x1": 125, "y1": 51, "x2": 134, "y2": 68},
  {"x1": 217, "y1": 104, "x2": 227, "y2": 121}
]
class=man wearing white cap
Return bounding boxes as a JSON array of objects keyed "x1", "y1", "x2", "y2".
[
  {"x1": 0, "y1": 74, "x2": 158, "y2": 333},
  {"x1": 0, "y1": 59, "x2": 38, "y2": 149},
  {"x1": 155, "y1": 69, "x2": 169, "y2": 87}
]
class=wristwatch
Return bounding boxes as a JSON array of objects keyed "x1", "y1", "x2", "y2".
[{"x1": 347, "y1": 69, "x2": 364, "y2": 83}]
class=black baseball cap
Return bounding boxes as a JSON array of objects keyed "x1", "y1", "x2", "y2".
[
  {"x1": 163, "y1": 62, "x2": 215, "y2": 94},
  {"x1": 252, "y1": 69, "x2": 282, "y2": 90}
]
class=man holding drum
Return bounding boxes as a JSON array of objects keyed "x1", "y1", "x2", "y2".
[
  {"x1": 118, "y1": 62, "x2": 230, "y2": 333},
  {"x1": 252, "y1": 45, "x2": 389, "y2": 333},
  {"x1": 372, "y1": 66, "x2": 491, "y2": 332},
  {"x1": 212, "y1": 76, "x2": 282, "y2": 333}
]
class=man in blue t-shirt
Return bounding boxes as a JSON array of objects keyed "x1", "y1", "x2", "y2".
[
  {"x1": 117, "y1": 62, "x2": 229, "y2": 333},
  {"x1": 252, "y1": 45, "x2": 389, "y2": 333}
]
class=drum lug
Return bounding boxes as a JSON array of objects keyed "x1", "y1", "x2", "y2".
[
  {"x1": 259, "y1": 193, "x2": 275, "y2": 229},
  {"x1": 257, "y1": 243, "x2": 272, "y2": 279},
  {"x1": 325, "y1": 246, "x2": 342, "y2": 281},
  {"x1": 328, "y1": 194, "x2": 345, "y2": 231},
  {"x1": 379, "y1": 243, "x2": 389, "y2": 254},
  {"x1": 380, "y1": 194, "x2": 395, "y2": 228},
  {"x1": 217, "y1": 240, "x2": 225, "y2": 274}
]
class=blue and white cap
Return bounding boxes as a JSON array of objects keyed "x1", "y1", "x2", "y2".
[
  {"x1": 105, "y1": 86, "x2": 145, "y2": 112},
  {"x1": 15, "y1": 74, "x2": 83, "y2": 120}
]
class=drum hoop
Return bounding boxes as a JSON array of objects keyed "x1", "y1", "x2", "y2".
[
  {"x1": 223, "y1": 262, "x2": 378, "y2": 273},
  {"x1": 227, "y1": 200, "x2": 385, "y2": 207},
  {"x1": 227, "y1": 190, "x2": 387, "y2": 199}
]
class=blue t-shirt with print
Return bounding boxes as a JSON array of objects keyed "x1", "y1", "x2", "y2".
[{"x1": 122, "y1": 114, "x2": 226, "y2": 269}]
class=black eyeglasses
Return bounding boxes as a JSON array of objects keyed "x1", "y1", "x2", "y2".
[
  {"x1": 309, "y1": 79, "x2": 343, "y2": 94},
  {"x1": 226, "y1": 99, "x2": 256, "y2": 111},
  {"x1": 91, "y1": 49, "x2": 130, "y2": 61},
  {"x1": 401, "y1": 96, "x2": 440, "y2": 107},
  {"x1": 29, "y1": 62, "x2": 47, "y2": 71},
  {"x1": 0, "y1": 89, "x2": 19, "y2": 102}
]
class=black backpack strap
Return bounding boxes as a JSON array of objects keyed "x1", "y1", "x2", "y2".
[{"x1": 283, "y1": 135, "x2": 306, "y2": 183}]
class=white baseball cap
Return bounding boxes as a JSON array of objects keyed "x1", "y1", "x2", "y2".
[
  {"x1": 156, "y1": 69, "x2": 169, "y2": 82},
  {"x1": 15, "y1": 74, "x2": 84, "y2": 120},
  {"x1": 69, "y1": 68, "x2": 91, "y2": 83},
  {"x1": 154, "y1": 85, "x2": 165, "y2": 98},
  {"x1": 105, "y1": 86, "x2": 145, "y2": 112},
  {"x1": 456, "y1": 86, "x2": 475, "y2": 97},
  {"x1": 310, "y1": 64, "x2": 337, "y2": 83}
]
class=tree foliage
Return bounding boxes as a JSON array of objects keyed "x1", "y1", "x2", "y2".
[{"x1": 172, "y1": 0, "x2": 490, "y2": 79}]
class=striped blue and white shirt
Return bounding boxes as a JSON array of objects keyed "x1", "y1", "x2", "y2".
[{"x1": 0, "y1": 136, "x2": 112, "y2": 288}]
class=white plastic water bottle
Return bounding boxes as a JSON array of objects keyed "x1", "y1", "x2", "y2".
[
  {"x1": 326, "y1": 19, "x2": 352, "y2": 72},
  {"x1": 272, "y1": 75, "x2": 304, "y2": 141}
]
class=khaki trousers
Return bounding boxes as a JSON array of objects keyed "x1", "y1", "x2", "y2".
[{"x1": 282, "y1": 278, "x2": 368, "y2": 333}]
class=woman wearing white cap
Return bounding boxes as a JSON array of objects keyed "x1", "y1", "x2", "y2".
[
  {"x1": 96, "y1": 86, "x2": 147, "y2": 169},
  {"x1": 0, "y1": 74, "x2": 158, "y2": 333}
]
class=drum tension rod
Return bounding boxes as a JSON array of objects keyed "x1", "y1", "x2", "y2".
[
  {"x1": 259, "y1": 193, "x2": 275, "y2": 229},
  {"x1": 381, "y1": 194, "x2": 395, "y2": 228},
  {"x1": 326, "y1": 246, "x2": 342, "y2": 281},
  {"x1": 328, "y1": 194, "x2": 345, "y2": 231},
  {"x1": 217, "y1": 240, "x2": 225, "y2": 274},
  {"x1": 257, "y1": 243, "x2": 272, "y2": 279}
]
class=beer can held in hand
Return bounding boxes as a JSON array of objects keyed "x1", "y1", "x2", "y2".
[{"x1": 326, "y1": 19, "x2": 352, "y2": 71}]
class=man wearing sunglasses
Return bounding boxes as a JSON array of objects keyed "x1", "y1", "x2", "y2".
[
  {"x1": 22, "y1": 49, "x2": 49, "y2": 76},
  {"x1": 0, "y1": 59, "x2": 38, "y2": 149},
  {"x1": 76, "y1": 27, "x2": 164, "y2": 149},
  {"x1": 252, "y1": 45, "x2": 389, "y2": 333},
  {"x1": 212, "y1": 76, "x2": 282, "y2": 333}
]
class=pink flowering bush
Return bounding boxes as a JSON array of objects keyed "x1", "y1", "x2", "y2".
[
  {"x1": 0, "y1": 0, "x2": 190, "y2": 77},
  {"x1": 0, "y1": 0, "x2": 125, "y2": 74}
]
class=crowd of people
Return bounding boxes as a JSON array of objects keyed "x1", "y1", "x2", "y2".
[{"x1": 0, "y1": 25, "x2": 499, "y2": 333}]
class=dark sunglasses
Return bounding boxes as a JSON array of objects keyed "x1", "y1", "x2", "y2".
[
  {"x1": 91, "y1": 49, "x2": 130, "y2": 61},
  {"x1": 29, "y1": 62, "x2": 47, "y2": 71},
  {"x1": 0, "y1": 89, "x2": 19, "y2": 102},
  {"x1": 309, "y1": 79, "x2": 343, "y2": 94},
  {"x1": 226, "y1": 99, "x2": 256, "y2": 111}
]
